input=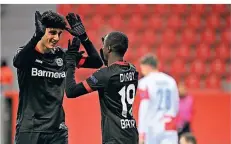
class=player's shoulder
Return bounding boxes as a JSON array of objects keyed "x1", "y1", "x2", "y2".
[
  {"x1": 139, "y1": 76, "x2": 147, "y2": 83},
  {"x1": 98, "y1": 66, "x2": 109, "y2": 72},
  {"x1": 129, "y1": 63, "x2": 137, "y2": 70},
  {"x1": 160, "y1": 72, "x2": 174, "y2": 80},
  {"x1": 15, "y1": 46, "x2": 24, "y2": 54},
  {"x1": 130, "y1": 63, "x2": 139, "y2": 75},
  {"x1": 138, "y1": 75, "x2": 149, "y2": 88},
  {"x1": 17, "y1": 45, "x2": 25, "y2": 51},
  {"x1": 89, "y1": 67, "x2": 110, "y2": 83},
  {"x1": 160, "y1": 72, "x2": 177, "y2": 85},
  {"x1": 93, "y1": 67, "x2": 109, "y2": 77}
]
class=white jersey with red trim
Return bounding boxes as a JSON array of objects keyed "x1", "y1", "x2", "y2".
[{"x1": 138, "y1": 72, "x2": 179, "y2": 143}]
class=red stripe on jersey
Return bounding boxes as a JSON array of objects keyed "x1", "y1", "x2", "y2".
[
  {"x1": 163, "y1": 116, "x2": 177, "y2": 131},
  {"x1": 77, "y1": 56, "x2": 87, "y2": 68},
  {"x1": 35, "y1": 46, "x2": 43, "y2": 54},
  {"x1": 110, "y1": 60, "x2": 129, "y2": 66},
  {"x1": 82, "y1": 80, "x2": 93, "y2": 93},
  {"x1": 138, "y1": 88, "x2": 149, "y2": 100}
]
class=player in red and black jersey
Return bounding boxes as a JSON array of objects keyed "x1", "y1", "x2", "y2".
[
  {"x1": 13, "y1": 11, "x2": 102, "y2": 144},
  {"x1": 65, "y1": 31, "x2": 139, "y2": 144}
]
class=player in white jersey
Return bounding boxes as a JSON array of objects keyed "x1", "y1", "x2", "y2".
[{"x1": 138, "y1": 54, "x2": 179, "y2": 144}]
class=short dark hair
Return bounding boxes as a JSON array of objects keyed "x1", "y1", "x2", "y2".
[
  {"x1": 181, "y1": 133, "x2": 197, "y2": 144},
  {"x1": 41, "y1": 10, "x2": 66, "y2": 29},
  {"x1": 140, "y1": 53, "x2": 158, "y2": 68},
  {"x1": 104, "y1": 31, "x2": 128, "y2": 57}
]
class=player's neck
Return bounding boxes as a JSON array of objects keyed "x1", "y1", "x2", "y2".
[
  {"x1": 108, "y1": 54, "x2": 123, "y2": 66},
  {"x1": 36, "y1": 41, "x2": 52, "y2": 54},
  {"x1": 152, "y1": 69, "x2": 158, "y2": 72},
  {"x1": 149, "y1": 69, "x2": 159, "y2": 73}
]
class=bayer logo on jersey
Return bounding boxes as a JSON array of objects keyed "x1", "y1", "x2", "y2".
[{"x1": 55, "y1": 58, "x2": 63, "y2": 66}]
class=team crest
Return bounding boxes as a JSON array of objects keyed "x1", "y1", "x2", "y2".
[{"x1": 55, "y1": 58, "x2": 63, "y2": 66}]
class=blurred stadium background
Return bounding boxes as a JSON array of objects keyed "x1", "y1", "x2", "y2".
[{"x1": 0, "y1": 4, "x2": 230, "y2": 144}]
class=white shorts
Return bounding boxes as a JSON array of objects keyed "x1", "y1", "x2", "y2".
[{"x1": 146, "y1": 131, "x2": 178, "y2": 144}]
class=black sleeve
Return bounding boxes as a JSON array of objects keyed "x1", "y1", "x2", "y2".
[
  {"x1": 77, "y1": 39, "x2": 103, "y2": 69},
  {"x1": 65, "y1": 63, "x2": 88, "y2": 98},
  {"x1": 65, "y1": 64, "x2": 106, "y2": 98},
  {"x1": 13, "y1": 35, "x2": 40, "y2": 69},
  {"x1": 81, "y1": 39, "x2": 98, "y2": 57}
]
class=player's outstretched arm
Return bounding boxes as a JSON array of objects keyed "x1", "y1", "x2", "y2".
[
  {"x1": 74, "y1": 40, "x2": 103, "y2": 69},
  {"x1": 65, "y1": 63, "x2": 89, "y2": 98},
  {"x1": 13, "y1": 11, "x2": 45, "y2": 69},
  {"x1": 65, "y1": 65, "x2": 105, "y2": 98},
  {"x1": 65, "y1": 38, "x2": 106, "y2": 98},
  {"x1": 65, "y1": 13, "x2": 103, "y2": 69},
  {"x1": 65, "y1": 36, "x2": 90, "y2": 98},
  {"x1": 78, "y1": 39, "x2": 103, "y2": 69}
]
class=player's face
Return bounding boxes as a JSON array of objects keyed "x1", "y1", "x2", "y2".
[{"x1": 41, "y1": 28, "x2": 63, "y2": 49}]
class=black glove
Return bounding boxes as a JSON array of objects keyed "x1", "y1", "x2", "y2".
[
  {"x1": 65, "y1": 13, "x2": 88, "y2": 41},
  {"x1": 65, "y1": 37, "x2": 85, "y2": 67},
  {"x1": 34, "y1": 11, "x2": 45, "y2": 39}
]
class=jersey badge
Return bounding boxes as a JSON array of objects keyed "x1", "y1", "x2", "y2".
[{"x1": 55, "y1": 58, "x2": 63, "y2": 66}]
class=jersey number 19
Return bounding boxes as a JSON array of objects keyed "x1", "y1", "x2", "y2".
[{"x1": 118, "y1": 84, "x2": 136, "y2": 118}]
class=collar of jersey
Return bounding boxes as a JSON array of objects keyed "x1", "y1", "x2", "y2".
[
  {"x1": 110, "y1": 60, "x2": 129, "y2": 66},
  {"x1": 35, "y1": 46, "x2": 57, "y2": 54}
]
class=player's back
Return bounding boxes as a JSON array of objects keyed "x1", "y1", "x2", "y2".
[
  {"x1": 138, "y1": 72, "x2": 179, "y2": 133},
  {"x1": 98, "y1": 61, "x2": 139, "y2": 144}
]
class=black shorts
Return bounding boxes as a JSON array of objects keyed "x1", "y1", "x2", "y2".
[{"x1": 14, "y1": 130, "x2": 68, "y2": 144}]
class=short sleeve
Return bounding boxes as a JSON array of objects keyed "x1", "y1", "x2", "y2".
[
  {"x1": 138, "y1": 78, "x2": 146, "y2": 91},
  {"x1": 137, "y1": 78, "x2": 149, "y2": 100}
]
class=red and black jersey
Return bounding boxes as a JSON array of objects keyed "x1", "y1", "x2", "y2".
[
  {"x1": 13, "y1": 36, "x2": 102, "y2": 133},
  {"x1": 66, "y1": 61, "x2": 139, "y2": 144}
]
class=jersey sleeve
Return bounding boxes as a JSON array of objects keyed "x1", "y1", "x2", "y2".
[
  {"x1": 65, "y1": 62, "x2": 90, "y2": 98},
  {"x1": 76, "y1": 39, "x2": 103, "y2": 69},
  {"x1": 138, "y1": 78, "x2": 146, "y2": 90},
  {"x1": 77, "y1": 55, "x2": 103, "y2": 69},
  {"x1": 84, "y1": 68, "x2": 107, "y2": 92},
  {"x1": 13, "y1": 35, "x2": 40, "y2": 69},
  {"x1": 138, "y1": 78, "x2": 149, "y2": 100}
]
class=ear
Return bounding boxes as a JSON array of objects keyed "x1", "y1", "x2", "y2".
[{"x1": 108, "y1": 46, "x2": 112, "y2": 53}]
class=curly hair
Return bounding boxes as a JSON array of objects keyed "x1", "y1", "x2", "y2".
[{"x1": 41, "y1": 10, "x2": 66, "y2": 29}]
